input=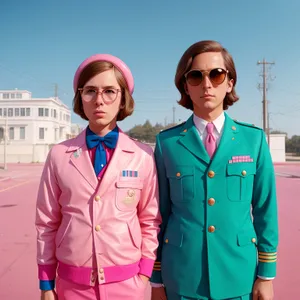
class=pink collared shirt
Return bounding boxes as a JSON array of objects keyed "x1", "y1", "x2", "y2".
[{"x1": 87, "y1": 144, "x2": 114, "y2": 181}]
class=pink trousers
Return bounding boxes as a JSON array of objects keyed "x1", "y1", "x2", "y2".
[{"x1": 56, "y1": 274, "x2": 148, "y2": 300}]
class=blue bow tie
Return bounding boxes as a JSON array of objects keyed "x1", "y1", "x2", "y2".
[{"x1": 86, "y1": 126, "x2": 119, "y2": 175}]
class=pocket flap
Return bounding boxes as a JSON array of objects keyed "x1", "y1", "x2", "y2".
[
  {"x1": 116, "y1": 180, "x2": 143, "y2": 189},
  {"x1": 227, "y1": 162, "x2": 256, "y2": 177},
  {"x1": 237, "y1": 228, "x2": 257, "y2": 246},
  {"x1": 167, "y1": 166, "x2": 194, "y2": 179},
  {"x1": 164, "y1": 229, "x2": 183, "y2": 247}
]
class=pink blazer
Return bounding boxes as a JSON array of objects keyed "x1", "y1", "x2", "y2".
[{"x1": 35, "y1": 129, "x2": 161, "y2": 286}]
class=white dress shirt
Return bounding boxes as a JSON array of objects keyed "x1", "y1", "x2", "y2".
[{"x1": 193, "y1": 112, "x2": 225, "y2": 146}]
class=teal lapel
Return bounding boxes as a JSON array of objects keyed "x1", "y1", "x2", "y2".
[
  {"x1": 210, "y1": 113, "x2": 239, "y2": 169},
  {"x1": 178, "y1": 115, "x2": 210, "y2": 165}
]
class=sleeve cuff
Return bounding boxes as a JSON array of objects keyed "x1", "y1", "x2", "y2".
[
  {"x1": 257, "y1": 251, "x2": 277, "y2": 278},
  {"x1": 257, "y1": 275, "x2": 275, "y2": 280},
  {"x1": 150, "y1": 261, "x2": 162, "y2": 283},
  {"x1": 153, "y1": 261, "x2": 161, "y2": 272},
  {"x1": 139, "y1": 257, "x2": 155, "y2": 278},
  {"x1": 40, "y1": 280, "x2": 55, "y2": 290},
  {"x1": 150, "y1": 282, "x2": 164, "y2": 287},
  {"x1": 38, "y1": 263, "x2": 57, "y2": 280}
]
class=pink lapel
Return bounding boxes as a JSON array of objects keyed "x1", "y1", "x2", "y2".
[
  {"x1": 67, "y1": 129, "x2": 98, "y2": 190},
  {"x1": 67, "y1": 128, "x2": 136, "y2": 192}
]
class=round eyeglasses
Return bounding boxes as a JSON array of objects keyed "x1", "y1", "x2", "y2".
[{"x1": 78, "y1": 87, "x2": 121, "y2": 104}]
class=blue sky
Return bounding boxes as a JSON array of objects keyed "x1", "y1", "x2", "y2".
[{"x1": 0, "y1": 0, "x2": 299, "y2": 137}]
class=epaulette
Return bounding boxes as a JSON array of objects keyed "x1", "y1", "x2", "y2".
[
  {"x1": 160, "y1": 121, "x2": 186, "y2": 133},
  {"x1": 233, "y1": 119, "x2": 262, "y2": 130}
]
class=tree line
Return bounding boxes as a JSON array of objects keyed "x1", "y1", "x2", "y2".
[
  {"x1": 126, "y1": 120, "x2": 177, "y2": 143},
  {"x1": 126, "y1": 121, "x2": 300, "y2": 154}
]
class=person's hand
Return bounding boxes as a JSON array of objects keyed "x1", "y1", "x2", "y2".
[
  {"x1": 40, "y1": 290, "x2": 58, "y2": 300},
  {"x1": 252, "y1": 278, "x2": 274, "y2": 300},
  {"x1": 138, "y1": 274, "x2": 150, "y2": 284},
  {"x1": 151, "y1": 286, "x2": 167, "y2": 300}
]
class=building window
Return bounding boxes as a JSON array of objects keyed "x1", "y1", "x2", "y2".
[
  {"x1": 11, "y1": 93, "x2": 15, "y2": 99},
  {"x1": 38, "y1": 108, "x2": 44, "y2": 117},
  {"x1": 16, "y1": 93, "x2": 22, "y2": 99},
  {"x1": 0, "y1": 108, "x2": 2, "y2": 116},
  {"x1": 15, "y1": 108, "x2": 20, "y2": 116},
  {"x1": 8, "y1": 108, "x2": 13, "y2": 117},
  {"x1": 20, "y1": 127, "x2": 25, "y2": 140},
  {"x1": 26, "y1": 108, "x2": 30, "y2": 116},
  {"x1": 0, "y1": 127, "x2": 3, "y2": 140},
  {"x1": 20, "y1": 108, "x2": 25, "y2": 116},
  {"x1": 3, "y1": 93, "x2": 9, "y2": 99},
  {"x1": 45, "y1": 108, "x2": 49, "y2": 117},
  {"x1": 53, "y1": 109, "x2": 57, "y2": 118},
  {"x1": 9, "y1": 127, "x2": 14, "y2": 140},
  {"x1": 3, "y1": 108, "x2": 7, "y2": 116},
  {"x1": 39, "y1": 128, "x2": 45, "y2": 140}
]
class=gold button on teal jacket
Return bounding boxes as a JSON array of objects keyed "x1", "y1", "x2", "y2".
[{"x1": 151, "y1": 113, "x2": 278, "y2": 300}]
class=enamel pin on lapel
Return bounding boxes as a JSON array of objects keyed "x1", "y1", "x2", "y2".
[{"x1": 74, "y1": 148, "x2": 82, "y2": 158}]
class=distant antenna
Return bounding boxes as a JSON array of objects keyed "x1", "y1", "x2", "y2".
[{"x1": 54, "y1": 84, "x2": 58, "y2": 98}]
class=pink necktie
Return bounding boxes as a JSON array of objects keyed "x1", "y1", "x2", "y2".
[{"x1": 205, "y1": 123, "x2": 216, "y2": 158}]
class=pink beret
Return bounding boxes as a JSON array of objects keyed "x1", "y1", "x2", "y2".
[{"x1": 73, "y1": 54, "x2": 134, "y2": 94}]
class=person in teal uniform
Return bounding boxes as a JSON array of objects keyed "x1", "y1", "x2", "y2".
[{"x1": 150, "y1": 40, "x2": 278, "y2": 300}]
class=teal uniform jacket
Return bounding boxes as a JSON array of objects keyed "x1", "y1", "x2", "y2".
[{"x1": 150, "y1": 113, "x2": 278, "y2": 300}]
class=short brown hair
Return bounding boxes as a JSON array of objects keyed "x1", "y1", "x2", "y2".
[
  {"x1": 73, "y1": 61, "x2": 134, "y2": 121},
  {"x1": 175, "y1": 40, "x2": 239, "y2": 110}
]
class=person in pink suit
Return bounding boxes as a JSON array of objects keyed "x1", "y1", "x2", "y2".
[{"x1": 35, "y1": 54, "x2": 161, "y2": 300}]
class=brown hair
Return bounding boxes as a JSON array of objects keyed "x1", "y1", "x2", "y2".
[
  {"x1": 175, "y1": 40, "x2": 239, "y2": 110},
  {"x1": 73, "y1": 61, "x2": 134, "y2": 121}
]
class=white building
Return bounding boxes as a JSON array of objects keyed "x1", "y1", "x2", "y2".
[
  {"x1": 0, "y1": 89, "x2": 72, "y2": 163},
  {"x1": 71, "y1": 123, "x2": 85, "y2": 138},
  {"x1": 268, "y1": 134, "x2": 286, "y2": 163}
]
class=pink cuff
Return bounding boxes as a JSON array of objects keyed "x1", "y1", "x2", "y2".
[
  {"x1": 139, "y1": 258, "x2": 155, "y2": 278},
  {"x1": 38, "y1": 264, "x2": 57, "y2": 280}
]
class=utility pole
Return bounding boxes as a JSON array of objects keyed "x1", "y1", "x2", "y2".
[
  {"x1": 267, "y1": 112, "x2": 271, "y2": 147},
  {"x1": 257, "y1": 59, "x2": 275, "y2": 146},
  {"x1": 172, "y1": 106, "x2": 175, "y2": 124}
]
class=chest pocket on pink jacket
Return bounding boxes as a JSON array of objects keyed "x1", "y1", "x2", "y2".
[{"x1": 115, "y1": 180, "x2": 143, "y2": 212}]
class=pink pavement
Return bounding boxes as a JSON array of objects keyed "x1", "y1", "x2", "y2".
[{"x1": 0, "y1": 163, "x2": 299, "y2": 299}]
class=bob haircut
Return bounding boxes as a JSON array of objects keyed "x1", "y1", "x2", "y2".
[
  {"x1": 175, "y1": 40, "x2": 239, "y2": 110},
  {"x1": 73, "y1": 61, "x2": 134, "y2": 121}
]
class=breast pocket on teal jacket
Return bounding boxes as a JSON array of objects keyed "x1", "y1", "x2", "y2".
[
  {"x1": 226, "y1": 162, "x2": 256, "y2": 202},
  {"x1": 166, "y1": 166, "x2": 195, "y2": 203}
]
